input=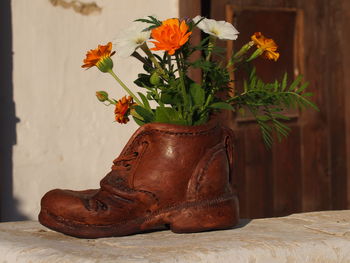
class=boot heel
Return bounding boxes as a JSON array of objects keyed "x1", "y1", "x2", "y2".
[{"x1": 169, "y1": 196, "x2": 239, "y2": 233}]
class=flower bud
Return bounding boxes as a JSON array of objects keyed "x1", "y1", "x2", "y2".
[
  {"x1": 96, "y1": 56, "x2": 114, "y2": 73},
  {"x1": 150, "y1": 71, "x2": 161, "y2": 85},
  {"x1": 96, "y1": 91, "x2": 109, "y2": 102}
]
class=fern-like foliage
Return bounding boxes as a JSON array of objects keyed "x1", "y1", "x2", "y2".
[
  {"x1": 134, "y1": 16, "x2": 162, "y2": 31},
  {"x1": 228, "y1": 68, "x2": 318, "y2": 147}
]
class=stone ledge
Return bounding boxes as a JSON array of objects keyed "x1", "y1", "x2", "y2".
[{"x1": 1, "y1": 210, "x2": 350, "y2": 262}]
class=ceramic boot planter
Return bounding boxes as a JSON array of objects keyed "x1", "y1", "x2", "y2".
[{"x1": 39, "y1": 120, "x2": 239, "y2": 238}]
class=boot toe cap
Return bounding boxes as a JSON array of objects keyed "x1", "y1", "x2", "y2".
[{"x1": 40, "y1": 188, "x2": 97, "y2": 222}]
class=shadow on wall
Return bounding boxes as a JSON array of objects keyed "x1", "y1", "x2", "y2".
[{"x1": 0, "y1": 0, "x2": 28, "y2": 222}]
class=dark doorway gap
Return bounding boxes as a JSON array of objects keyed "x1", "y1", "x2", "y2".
[
  {"x1": 201, "y1": 0, "x2": 211, "y2": 18},
  {"x1": 0, "y1": 0, "x2": 28, "y2": 221}
]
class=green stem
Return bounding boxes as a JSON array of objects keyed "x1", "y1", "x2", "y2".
[
  {"x1": 247, "y1": 48, "x2": 263, "y2": 62},
  {"x1": 175, "y1": 52, "x2": 189, "y2": 116},
  {"x1": 140, "y1": 43, "x2": 168, "y2": 80},
  {"x1": 226, "y1": 90, "x2": 253, "y2": 103},
  {"x1": 131, "y1": 51, "x2": 152, "y2": 66},
  {"x1": 206, "y1": 36, "x2": 217, "y2": 62},
  {"x1": 154, "y1": 87, "x2": 164, "y2": 107},
  {"x1": 167, "y1": 54, "x2": 172, "y2": 72},
  {"x1": 202, "y1": 36, "x2": 217, "y2": 85},
  {"x1": 204, "y1": 93, "x2": 213, "y2": 108},
  {"x1": 108, "y1": 69, "x2": 143, "y2": 105},
  {"x1": 107, "y1": 99, "x2": 116, "y2": 105},
  {"x1": 227, "y1": 41, "x2": 254, "y2": 68}
]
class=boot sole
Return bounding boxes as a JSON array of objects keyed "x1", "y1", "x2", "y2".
[{"x1": 39, "y1": 194, "x2": 239, "y2": 238}]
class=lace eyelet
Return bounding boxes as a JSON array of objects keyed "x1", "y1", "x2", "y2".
[{"x1": 115, "y1": 177, "x2": 123, "y2": 183}]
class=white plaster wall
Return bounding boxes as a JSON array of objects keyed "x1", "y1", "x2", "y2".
[{"x1": 5, "y1": 0, "x2": 179, "y2": 220}]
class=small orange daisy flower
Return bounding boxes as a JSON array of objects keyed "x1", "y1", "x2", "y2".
[
  {"x1": 114, "y1": 96, "x2": 135, "y2": 124},
  {"x1": 82, "y1": 42, "x2": 116, "y2": 72},
  {"x1": 151, "y1": 18, "x2": 192, "y2": 55},
  {"x1": 251, "y1": 32, "x2": 279, "y2": 61}
]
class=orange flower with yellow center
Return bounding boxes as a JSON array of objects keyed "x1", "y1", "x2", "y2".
[
  {"x1": 82, "y1": 42, "x2": 116, "y2": 72},
  {"x1": 151, "y1": 18, "x2": 192, "y2": 55},
  {"x1": 114, "y1": 96, "x2": 135, "y2": 124},
  {"x1": 251, "y1": 32, "x2": 279, "y2": 61}
]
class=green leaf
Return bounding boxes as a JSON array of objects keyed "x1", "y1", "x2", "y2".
[
  {"x1": 296, "y1": 82, "x2": 309, "y2": 93},
  {"x1": 271, "y1": 113, "x2": 291, "y2": 120},
  {"x1": 281, "y1": 73, "x2": 287, "y2": 91},
  {"x1": 194, "y1": 115, "x2": 209, "y2": 125},
  {"x1": 160, "y1": 92, "x2": 181, "y2": 105},
  {"x1": 137, "y1": 92, "x2": 151, "y2": 111},
  {"x1": 257, "y1": 115, "x2": 270, "y2": 121},
  {"x1": 238, "y1": 107, "x2": 245, "y2": 116},
  {"x1": 132, "y1": 116, "x2": 145, "y2": 126},
  {"x1": 134, "y1": 73, "x2": 151, "y2": 87},
  {"x1": 302, "y1": 92, "x2": 314, "y2": 97},
  {"x1": 134, "y1": 18, "x2": 152, "y2": 24},
  {"x1": 273, "y1": 80, "x2": 279, "y2": 92},
  {"x1": 209, "y1": 102, "x2": 234, "y2": 110},
  {"x1": 299, "y1": 96, "x2": 319, "y2": 111},
  {"x1": 191, "y1": 59, "x2": 212, "y2": 71},
  {"x1": 250, "y1": 76, "x2": 257, "y2": 90},
  {"x1": 249, "y1": 67, "x2": 256, "y2": 80},
  {"x1": 289, "y1": 75, "x2": 303, "y2": 91},
  {"x1": 256, "y1": 79, "x2": 264, "y2": 90},
  {"x1": 189, "y1": 83, "x2": 205, "y2": 106},
  {"x1": 244, "y1": 80, "x2": 248, "y2": 92},
  {"x1": 154, "y1": 107, "x2": 177, "y2": 122},
  {"x1": 154, "y1": 107, "x2": 186, "y2": 125},
  {"x1": 134, "y1": 16, "x2": 161, "y2": 28},
  {"x1": 134, "y1": 105, "x2": 154, "y2": 123}
]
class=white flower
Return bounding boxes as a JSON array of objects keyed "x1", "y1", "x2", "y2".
[
  {"x1": 114, "y1": 22, "x2": 151, "y2": 57},
  {"x1": 193, "y1": 16, "x2": 239, "y2": 40}
]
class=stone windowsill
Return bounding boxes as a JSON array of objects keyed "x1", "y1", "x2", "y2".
[{"x1": 1, "y1": 210, "x2": 350, "y2": 262}]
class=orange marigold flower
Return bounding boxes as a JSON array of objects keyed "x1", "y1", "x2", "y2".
[
  {"x1": 114, "y1": 96, "x2": 135, "y2": 124},
  {"x1": 151, "y1": 18, "x2": 192, "y2": 55},
  {"x1": 82, "y1": 42, "x2": 116, "y2": 72},
  {"x1": 251, "y1": 32, "x2": 279, "y2": 61}
]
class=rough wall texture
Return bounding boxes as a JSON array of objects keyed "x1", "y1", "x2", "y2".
[{"x1": 2, "y1": 0, "x2": 178, "y2": 220}]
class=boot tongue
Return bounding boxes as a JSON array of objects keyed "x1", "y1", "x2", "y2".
[
  {"x1": 99, "y1": 138, "x2": 148, "y2": 193},
  {"x1": 100, "y1": 172, "x2": 131, "y2": 192}
]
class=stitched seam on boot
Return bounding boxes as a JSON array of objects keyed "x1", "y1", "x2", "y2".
[
  {"x1": 102, "y1": 181, "x2": 159, "y2": 203},
  {"x1": 186, "y1": 143, "x2": 226, "y2": 199},
  {"x1": 125, "y1": 125, "x2": 218, "y2": 153},
  {"x1": 195, "y1": 147, "x2": 226, "y2": 193}
]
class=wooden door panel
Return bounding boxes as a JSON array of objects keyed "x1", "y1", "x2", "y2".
[
  {"x1": 211, "y1": 0, "x2": 331, "y2": 218},
  {"x1": 241, "y1": 125, "x2": 273, "y2": 218},
  {"x1": 181, "y1": 0, "x2": 348, "y2": 219},
  {"x1": 272, "y1": 123, "x2": 302, "y2": 216},
  {"x1": 227, "y1": 5, "x2": 303, "y2": 218}
]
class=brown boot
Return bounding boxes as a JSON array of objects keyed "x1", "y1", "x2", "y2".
[{"x1": 38, "y1": 120, "x2": 239, "y2": 238}]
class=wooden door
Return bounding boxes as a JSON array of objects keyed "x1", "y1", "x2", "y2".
[{"x1": 180, "y1": 0, "x2": 350, "y2": 219}]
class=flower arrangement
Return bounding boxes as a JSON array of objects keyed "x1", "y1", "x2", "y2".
[{"x1": 82, "y1": 16, "x2": 317, "y2": 146}]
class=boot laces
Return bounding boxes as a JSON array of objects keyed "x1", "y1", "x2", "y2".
[
  {"x1": 88, "y1": 145, "x2": 146, "y2": 211},
  {"x1": 111, "y1": 151, "x2": 139, "y2": 171}
]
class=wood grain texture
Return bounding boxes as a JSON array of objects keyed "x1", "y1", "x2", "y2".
[
  {"x1": 297, "y1": 0, "x2": 331, "y2": 212},
  {"x1": 239, "y1": 124, "x2": 273, "y2": 218},
  {"x1": 343, "y1": 0, "x2": 350, "y2": 208},
  {"x1": 325, "y1": 0, "x2": 348, "y2": 210},
  {"x1": 272, "y1": 123, "x2": 302, "y2": 216},
  {"x1": 179, "y1": 0, "x2": 202, "y2": 83}
]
